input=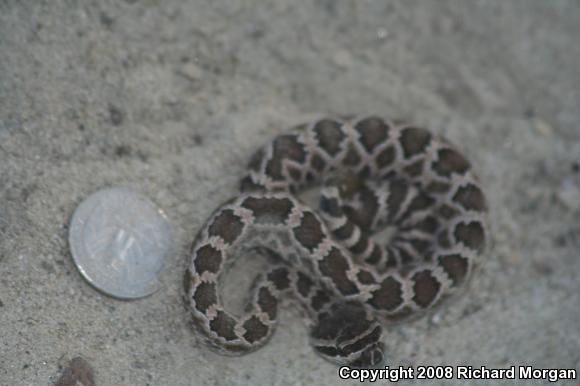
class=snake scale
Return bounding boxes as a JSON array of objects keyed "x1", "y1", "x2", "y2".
[{"x1": 184, "y1": 116, "x2": 488, "y2": 367}]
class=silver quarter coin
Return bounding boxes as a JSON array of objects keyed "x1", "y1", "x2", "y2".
[{"x1": 69, "y1": 187, "x2": 171, "y2": 299}]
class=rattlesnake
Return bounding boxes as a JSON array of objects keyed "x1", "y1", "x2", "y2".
[{"x1": 184, "y1": 117, "x2": 487, "y2": 367}]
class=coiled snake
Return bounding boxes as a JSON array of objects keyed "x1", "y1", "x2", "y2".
[{"x1": 184, "y1": 117, "x2": 488, "y2": 367}]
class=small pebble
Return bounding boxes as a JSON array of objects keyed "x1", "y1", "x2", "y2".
[
  {"x1": 531, "y1": 258, "x2": 554, "y2": 276},
  {"x1": 52, "y1": 357, "x2": 95, "y2": 386},
  {"x1": 532, "y1": 117, "x2": 553, "y2": 136},
  {"x1": 376, "y1": 27, "x2": 388, "y2": 39},
  {"x1": 557, "y1": 179, "x2": 580, "y2": 211},
  {"x1": 178, "y1": 63, "x2": 202, "y2": 82},
  {"x1": 332, "y1": 50, "x2": 354, "y2": 69},
  {"x1": 430, "y1": 312, "x2": 442, "y2": 325}
]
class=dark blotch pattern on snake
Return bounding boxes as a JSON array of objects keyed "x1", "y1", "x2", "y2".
[{"x1": 184, "y1": 117, "x2": 488, "y2": 366}]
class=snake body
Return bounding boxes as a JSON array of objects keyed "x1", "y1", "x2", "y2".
[{"x1": 184, "y1": 117, "x2": 487, "y2": 366}]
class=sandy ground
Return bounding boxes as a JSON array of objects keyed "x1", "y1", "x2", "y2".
[{"x1": 1, "y1": 1, "x2": 579, "y2": 385}]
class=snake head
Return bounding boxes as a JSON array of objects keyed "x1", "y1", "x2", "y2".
[{"x1": 310, "y1": 301, "x2": 385, "y2": 367}]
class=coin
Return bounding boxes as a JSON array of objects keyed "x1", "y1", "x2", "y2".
[{"x1": 69, "y1": 187, "x2": 171, "y2": 299}]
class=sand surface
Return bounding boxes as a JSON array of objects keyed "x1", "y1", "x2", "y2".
[{"x1": 1, "y1": 1, "x2": 579, "y2": 385}]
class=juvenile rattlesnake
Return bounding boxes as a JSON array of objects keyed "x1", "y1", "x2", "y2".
[{"x1": 184, "y1": 116, "x2": 488, "y2": 366}]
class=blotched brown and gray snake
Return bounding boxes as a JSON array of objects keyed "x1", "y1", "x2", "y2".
[{"x1": 184, "y1": 117, "x2": 488, "y2": 367}]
